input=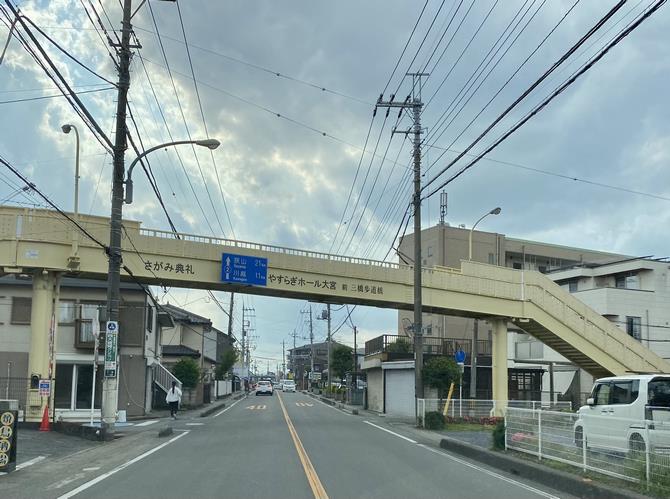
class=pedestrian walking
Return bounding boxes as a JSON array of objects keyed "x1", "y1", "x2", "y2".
[{"x1": 166, "y1": 381, "x2": 182, "y2": 419}]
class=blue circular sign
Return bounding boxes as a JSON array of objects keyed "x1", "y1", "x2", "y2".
[{"x1": 454, "y1": 349, "x2": 466, "y2": 363}]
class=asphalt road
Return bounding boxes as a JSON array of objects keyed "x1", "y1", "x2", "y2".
[{"x1": 36, "y1": 391, "x2": 575, "y2": 499}]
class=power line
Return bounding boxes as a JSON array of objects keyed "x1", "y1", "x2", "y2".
[
  {"x1": 425, "y1": 144, "x2": 670, "y2": 202},
  {"x1": 381, "y1": 0, "x2": 429, "y2": 95},
  {"x1": 392, "y1": 0, "x2": 448, "y2": 96},
  {"x1": 426, "y1": 0, "x2": 579, "y2": 174},
  {"x1": 423, "y1": 0, "x2": 667, "y2": 199},
  {"x1": 423, "y1": 0, "x2": 627, "y2": 193},
  {"x1": 0, "y1": 86, "x2": 114, "y2": 104},
  {"x1": 174, "y1": 1, "x2": 235, "y2": 238},
  {"x1": 422, "y1": 0, "x2": 500, "y2": 113},
  {"x1": 420, "y1": 0, "x2": 471, "y2": 75}
]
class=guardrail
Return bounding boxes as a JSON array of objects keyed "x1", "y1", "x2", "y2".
[
  {"x1": 364, "y1": 335, "x2": 491, "y2": 358},
  {"x1": 506, "y1": 407, "x2": 670, "y2": 494}
]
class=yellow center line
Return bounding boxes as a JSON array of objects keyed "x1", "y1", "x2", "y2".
[{"x1": 277, "y1": 392, "x2": 329, "y2": 499}]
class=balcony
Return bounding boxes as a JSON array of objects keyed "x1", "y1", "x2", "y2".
[{"x1": 365, "y1": 334, "x2": 491, "y2": 361}]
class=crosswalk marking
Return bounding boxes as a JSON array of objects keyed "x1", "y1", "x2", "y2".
[
  {"x1": 295, "y1": 402, "x2": 314, "y2": 407},
  {"x1": 245, "y1": 405, "x2": 267, "y2": 410}
]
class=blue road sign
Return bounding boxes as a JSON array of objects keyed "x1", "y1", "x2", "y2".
[
  {"x1": 221, "y1": 253, "x2": 268, "y2": 286},
  {"x1": 454, "y1": 349, "x2": 466, "y2": 364}
]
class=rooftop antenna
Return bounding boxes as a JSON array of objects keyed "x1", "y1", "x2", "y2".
[{"x1": 439, "y1": 191, "x2": 447, "y2": 225}]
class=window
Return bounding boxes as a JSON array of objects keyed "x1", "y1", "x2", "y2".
[
  {"x1": 488, "y1": 253, "x2": 495, "y2": 264},
  {"x1": 427, "y1": 246, "x2": 433, "y2": 257},
  {"x1": 77, "y1": 303, "x2": 106, "y2": 345},
  {"x1": 610, "y1": 380, "x2": 639, "y2": 405},
  {"x1": 59, "y1": 301, "x2": 75, "y2": 324},
  {"x1": 594, "y1": 383, "x2": 611, "y2": 405},
  {"x1": 538, "y1": 265, "x2": 547, "y2": 274},
  {"x1": 569, "y1": 280, "x2": 578, "y2": 293},
  {"x1": 615, "y1": 273, "x2": 639, "y2": 289},
  {"x1": 11, "y1": 297, "x2": 31, "y2": 324},
  {"x1": 513, "y1": 262, "x2": 522, "y2": 270},
  {"x1": 626, "y1": 316, "x2": 642, "y2": 340},
  {"x1": 54, "y1": 363, "x2": 102, "y2": 410},
  {"x1": 648, "y1": 378, "x2": 670, "y2": 407}
]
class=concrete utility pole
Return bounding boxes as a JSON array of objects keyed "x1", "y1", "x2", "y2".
[
  {"x1": 377, "y1": 72, "x2": 427, "y2": 402},
  {"x1": 101, "y1": 0, "x2": 133, "y2": 440},
  {"x1": 353, "y1": 325, "x2": 358, "y2": 387},
  {"x1": 326, "y1": 304, "x2": 331, "y2": 385},
  {"x1": 309, "y1": 306, "x2": 314, "y2": 374},
  {"x1": 227, "y1": 293, "x2": 235, "y2": 340},
  {"x1": 282, "y1": 340, "x2": 286, "y2": 378}
]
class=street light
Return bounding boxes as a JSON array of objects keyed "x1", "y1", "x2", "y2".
[
  {"x1": 468, "y1": 207, "x2": 501, "y2": 261},
  {"x1": 124, "y1": 139, "x2": 220, "y2": 204},
  {"x1": 61, "y1": 124, "x2": 80, "y2": 216}
]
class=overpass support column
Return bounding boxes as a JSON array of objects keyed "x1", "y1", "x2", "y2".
[
  {"x1": 26, "y1": 271, "x2": 61, "y2": 421},
  {"x1": 491, "y1": 319, "x2": 508, "y2": 417}
]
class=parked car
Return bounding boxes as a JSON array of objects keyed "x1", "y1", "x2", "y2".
[
  {"x1": 574, "y1": 374, "x2": 670, "y2": 453},
  {"x1": 282, "y1": 380, "x2": 296, "y2": 393},
  {"x1": 256, "y1": 380, "x2": 273, "y2": 396}
]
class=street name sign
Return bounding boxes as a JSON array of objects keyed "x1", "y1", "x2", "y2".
[{"x1": 221, "y1": 253, "x2": 268, "y2": 286}]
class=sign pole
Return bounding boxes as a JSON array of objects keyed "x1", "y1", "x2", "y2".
[{"x1": 90, "y1": 309, "x2": 100, "y2": 426}]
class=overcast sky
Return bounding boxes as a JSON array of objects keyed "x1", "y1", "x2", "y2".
[{"x1": 1, "y1": 0, "x2": 668, "y2": 369}]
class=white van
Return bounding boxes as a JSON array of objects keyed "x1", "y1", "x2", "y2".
[{"x1": 574, "y1": 374, "x2": 670, "y2": 453}]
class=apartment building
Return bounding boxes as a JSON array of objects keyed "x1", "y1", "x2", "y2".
[{"x1": 0, "y1": 275, "x2": 166, "y2": 420}]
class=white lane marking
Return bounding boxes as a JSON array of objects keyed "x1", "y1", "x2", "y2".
[
  {"x1": 134, "y1": 419, "x2": 159, "y2": 427},
  {"x1": 185, "y1": 422, "x2": 204, "y2": 426},
  {"x1": 416, "y1": 444, "x2": 559, "y2": 499},
  {"x1": 363, "y1": 421, "x2": 418, "y2": 444},
  {"x1": 56, "y1": 431, "x2": 190, "y2": 499},
  {"x1": 16, "y1": 455, "x2": 46, "y2": 470},
  {"x1": 82, "y1": 467, "x2": 100, "y2": 472},
  {"x1": 212, "y1": 396, "x2": 245, "y2": 418}
]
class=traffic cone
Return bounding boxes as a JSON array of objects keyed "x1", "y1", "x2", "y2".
[{"x1": 39, "y1": 404, "x2": 50, "y2": 432}]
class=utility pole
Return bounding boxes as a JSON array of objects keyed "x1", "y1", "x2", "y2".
[
  {"x1": 377, "y1": 72, "x2": 427, "y2": 404},
  {"x1": 309, "y1": 306, "x2": 314, "y2": 374},
  {"x1": 353, "y1": 325, "x2": 358, "y2": 387},
  {"x1": 326, "y1": 304, "x2": 331, "y2": 386},
  {"x1": 227, "y1": 293, "x2": 234, "y2": 340},
  {"x1": 282, "y1": 340, "x2": 286, "y2": 378},
  {"x1": 101, "y1": 0, "x2": 133, "y2": 440}
]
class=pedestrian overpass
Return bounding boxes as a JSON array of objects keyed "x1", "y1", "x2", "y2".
[{"x1": 1, "y1": 206, "x2": 668, "y2": 417}]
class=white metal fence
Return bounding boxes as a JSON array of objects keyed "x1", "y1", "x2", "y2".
[
  {"x1": 506, "y1": 407, "x2": 670, "y2": 494},
  {"x1": 417, "y1": 398, "x2": 572, "y2": 426}
]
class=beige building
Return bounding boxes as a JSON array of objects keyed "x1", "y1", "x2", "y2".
[{"x1": 396, "y1": 222, "x2": 627, "y2": 404}]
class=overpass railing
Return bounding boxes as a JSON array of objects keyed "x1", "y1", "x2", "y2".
[{"x1": 138, "y1": 226, "x2": 405, "y2": 270}]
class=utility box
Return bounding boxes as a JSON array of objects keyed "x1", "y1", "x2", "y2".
[{"x1": 0, "y1": 399, "x2": 19, "y2": 473}]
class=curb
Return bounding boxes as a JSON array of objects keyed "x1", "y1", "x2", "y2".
[
  {"x1": 200, "y1": 392, "x2": 246, "y2": 417},
  {"x1": 304, "y1": 391, "x2": 360, "y2": 415},
  {"x1": 439, "y1": 436, "x2": 647, "y2": 499}
]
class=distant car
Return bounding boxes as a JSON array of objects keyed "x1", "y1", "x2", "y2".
[
  {"x1": 274, "y1": 380, "x2": 283, "y2": 390},
  {"x1": 256, "y1": 380, "x2": 273, "y2": 396},
  {"x1": 282, "y1": 380, "x2": 296, "y2": 393}
]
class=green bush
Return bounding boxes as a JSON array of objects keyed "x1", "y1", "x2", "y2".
[
  {"x1": 424, "y1": 411, "x2": 445, "y2": 430},
  {"x1": 387, "y1": 338, "x2": 412, "y2": 353},
  {"x1": 492, "y1": 419, "x2": 505, "y2": 450},
  {"x1": 171, "y1": 358, "x2": 200, "y2": 389}
]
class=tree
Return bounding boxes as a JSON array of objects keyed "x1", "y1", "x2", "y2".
[
  {"x1": 172, "y1": 358, "x2": 200, "y2": 389},
  {"x1": 215, "y1": 348, "x2": 238, "y2": 380},
  {"x1": 331, "y1": 345, "x2": 353, "y2": 380},
  {"x1": 387, "y1": 337, "x2": 412, "y2": 353},
  {"x1": 422, "y1": 356, "x2": 461, "y2": 400}
]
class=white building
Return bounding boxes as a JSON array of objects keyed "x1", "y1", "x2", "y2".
[{"x1": 514, "y1": 257, "x2": 670, "y2": 403}]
